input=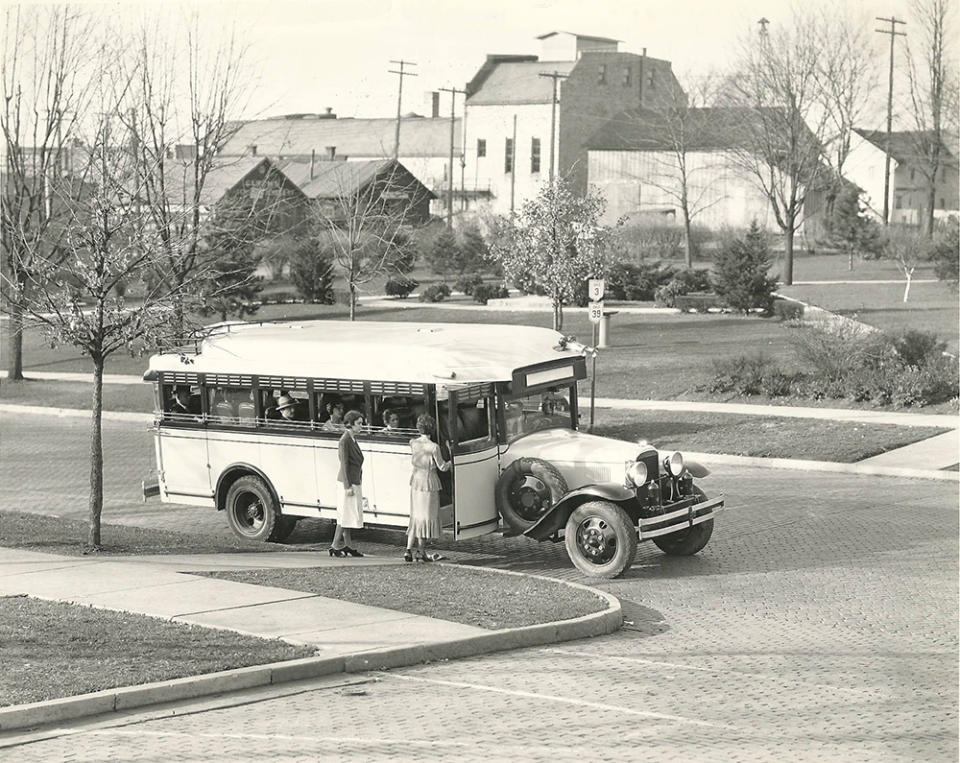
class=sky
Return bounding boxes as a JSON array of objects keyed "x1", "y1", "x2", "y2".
[{"x1": 28, "y1": 0, "x2": 928, "y2": 124}]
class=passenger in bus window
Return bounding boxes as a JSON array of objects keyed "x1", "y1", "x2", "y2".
[
  {"x1": 273, "y1": 394, "x2": 303, "y2": 422},
  {"x1": 405, "y1": 413, "x2": 450, "y2": 563},
  {"x1": 330, "y1": 410, "x2": 366, "y2": 557},
  {"x1": 237, "y1": 390, "x2": 256, "y2": 425},
  {"x1": 322, "y1": 402, "x2": 345, "y2": 431},
  {"x1": 382, "y1": 409, "x2": 401, "y2": 432},
  {"x1": 170, "y1": 386, "x2": 201, "y2": 417}
]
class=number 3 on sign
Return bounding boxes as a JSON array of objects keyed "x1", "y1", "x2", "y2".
[
  {"x1": 588, "y1": 278, "x2": 605, "y2": 301},
  {"x1": 589, "y1": 301, "x2": 604, "y2": 324}
]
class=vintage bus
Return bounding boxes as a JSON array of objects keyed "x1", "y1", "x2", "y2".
[{"x1": 143, "y1": 320, "x2": 724, "y2": 577}]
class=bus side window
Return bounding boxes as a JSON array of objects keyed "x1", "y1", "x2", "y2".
[{"x1": 163, "y1": 384, "x2": 201, "y2": 420}]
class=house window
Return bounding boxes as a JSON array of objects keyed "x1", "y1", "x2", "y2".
[
  {"x1": 531, "y1": 138, "x2": 541, "y2": 174},
  {"x1": 598, "y1": 64, "x2": 606, "y2": 84},
  {"x1": 895, "y1": 195, "x2": 902, "y2": 209},
  {"x1": 477, "y1": 139, "x2": 486, "y2": 158},
  {"x1": 504, "y1": 137, "x2": 514, "y2": 174},
  {"x1": 622, "y1": 67, "x2": 631, "y2": 86},
  {"x1": 940, "y1": 197, "x2": 945, "y2": 208},
  {"x1": 647, "y1": 70, "x2": 655, "y2": 89}
]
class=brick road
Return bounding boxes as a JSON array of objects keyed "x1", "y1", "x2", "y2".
[{"x1": 1, "y1": 412, "x2": 957, "y2": 761}]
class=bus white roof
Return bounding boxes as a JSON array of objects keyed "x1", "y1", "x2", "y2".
[{"x1": 147, "y1": 320, "x2": 581, "y2": 385}]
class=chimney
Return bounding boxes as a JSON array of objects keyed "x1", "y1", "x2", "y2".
[
  {"x1": 425, "y1": 91, "x2": 440, "y2": 118},
  {"x1": 247, "y1": 144, "x2": 257, "y2": 156},
  {"x1": 310, "y1": 148, "x2": 316, "y2": 179},
  {"x1": 325, "y1": 146, "x2": 336, "y2": 160}
]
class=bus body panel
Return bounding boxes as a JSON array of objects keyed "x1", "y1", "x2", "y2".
[
  {"x1": 256, "y1": 431, "x2": 319, "y2": 514},
  {"x1": 452, "y1": 446, "x2": 500, "y2": 539},
  {"x1": 366, "y1": 441, "x2": 415, "y2": 528},
  {"x1": 314, "y1": 437, "x2": 342, "y2": 513},
  {"x1": 500, "y1": 428, "x2": 637, "y2": 489},
  {"x1": 157, "y1": 428, "x2": 211, "y2": 503},
  {"x1": 206, "y1": 428, "x2": 269, "y2": 509}
]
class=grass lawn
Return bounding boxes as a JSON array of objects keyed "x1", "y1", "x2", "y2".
[
  {"x1": 779, "y1": 280, "x2": 959, "y2": 350},
  {"x1": 592, "y1": 410, "x2": 948, "y2": 463},
  {"x1": 774, "y1": 251, "x2": 940, "y2": 283},
  {"x1": 201, "y1": 566, "x2": 605, "y2": 631},
  {"x1": 0, "y1": 596, "x2": 315, "y2": 707}
]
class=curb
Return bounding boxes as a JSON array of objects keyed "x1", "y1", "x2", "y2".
[
  {"x1": 685, "y1": 450, "x2": 959, "y2": 482},
  {"x1": 0, "y1": 569, "x2": 621, "y2": 733},
  {"x1": 2, "y1": 404, "x2": 954, "y2": 481}
]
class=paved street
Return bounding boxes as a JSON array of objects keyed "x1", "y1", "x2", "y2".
[{"x1": 1, "y1": 412, "x2": 957, "y2": 761}]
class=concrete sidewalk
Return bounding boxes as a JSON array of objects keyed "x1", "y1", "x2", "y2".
[{"x1": 0, "y1": 547, "x2": 621, "y2": 731}]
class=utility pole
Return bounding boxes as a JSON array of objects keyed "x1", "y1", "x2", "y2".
[
  {"x1": 460, "y1": 107, "x2": 467, "y2": 211},
  {"x1": 538, "y1": 71, "x2": 568, "y2": 183},
  {"x1": 389, "y1": 60, "x2": 417, "y2": 160},
  {"x1": 439, "y1": 86, "x2": 465, "y2": 228},
  {"x1": 875, "y1": 16, "x2": 906, "y2": 226},
  {"x1": 510, "y1": 114, "x2": 517, "y2": 216}
]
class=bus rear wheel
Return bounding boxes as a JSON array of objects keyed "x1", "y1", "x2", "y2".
[{"x1": 226, "y1": 475, "x2": 280, "y2": 543}]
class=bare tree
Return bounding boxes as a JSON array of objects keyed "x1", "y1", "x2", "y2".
[
  {"x1": 124, "y1": 15, "x2": 251, "y2": 336},
  {"x1": 3, "y1": 60, "x2": 208, "y2": 549},
  {"x1": 726, "y1": 11, "x2": 833, "y2": 285},
  {"x1": 626, "y1": 75, "x2": 728, "y2": 268},
  {"x1": 1, "y1": 6, "x2": 94, "y2": 380},
  {"x1": 309, "y1": 161, "x2": 425, "y2": 320},
  {"x1": 903, "y1": 0, "x2": 958, "y2": 236}
]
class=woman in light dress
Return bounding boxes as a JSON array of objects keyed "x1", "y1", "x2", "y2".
[
  {"x1": 405, "y1": 413, "x2": 450, "y2": 562},
  {"x1": 330, "y1": 410, "x2": 365, "y2": 557}
]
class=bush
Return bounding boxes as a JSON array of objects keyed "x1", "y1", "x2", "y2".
[
  {"x1": 891, "y1": 329, "x2": 947, "y2": 368},
  {"x1": 790, "y1": 323, "x2": 894, "y2": 382},
  {"x1": 713, "y1": 221, "x2": 778, "y2": 313},
  {"x1": 673, "y1": 293, "x2": 725, "y2": 312},
  {"x1": 707, "y1": 353, "x2": 775, "y2": 395},
  {"x1": 385, "y1": 277, "x2": 419, "y2": 299},
  {"x1": 654, "y1": 268, "x2": 713, "y2": 307},
  {"x1": 288, "y1": 241, "x2": 335, "y2": 304},
  {"x1": 607, "y1": 261, "x2": 676, "y2": 301},
  {"x1": 419, "y1": 283, "x2": 451, "y2": 303},
  {"x1": 928, "y1": 218, "x2": 959, "y2": 288},
  {"x1": 472, "y1": 283, "x2": 509, "y2": 305},
  {"x1": 772, "y1": 299, "x2": 804, "y2": 322},
  {"x1": 453, "y1": 273, "x2": 484, "y2": 296}
]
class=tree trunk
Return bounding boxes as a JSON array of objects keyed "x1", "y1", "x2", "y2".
[
  {"x1": 683, "y1": 214, "x2": 693, "y2": 270},
  {"x1": 6, "y1": 295, "x2": 25, "y2": 381},
  {"x1": 903, "y1": 268, "x2": 914, "y2": 303},
  {"x1": 848, "y1": 246, "x2": 854, "y2": 272},
  {"x1": 925, "y1": 182, "x2": 937, "y2": 238},
  {"x1": 783, "y1": 227, "x2": 795, "y2": 286},
  {"x1": 552, "y1": 297, "x2": 562, "y2": 331},
  {"x1": 88, "y1": 356, "x2": 105, "y2": 549},
  {"x1": 348, "y1": 283, "x2": 357, "y2": 320}
]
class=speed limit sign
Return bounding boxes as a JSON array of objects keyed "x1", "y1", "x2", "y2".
[
  {"x1": 588, "y1": 301, "x2": 604, "y2": 324},
  {"x1": 588, "y1": 278, "x2": 605, "y2": 301}
]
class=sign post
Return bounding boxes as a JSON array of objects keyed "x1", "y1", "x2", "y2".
[{"x1": 587, "y1": 279, "x2": 604, "y2": 432}]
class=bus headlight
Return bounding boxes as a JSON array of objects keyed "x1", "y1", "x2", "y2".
[
  {"x1": 663, "y1": 451, "x2": 684, "y2": 476},
  {"x1": 624, "y1": 460, "x2": 648, "y2": 489}
]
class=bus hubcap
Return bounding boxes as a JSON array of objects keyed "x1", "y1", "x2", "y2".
[
  {"x1": 576, "y1": 517, "x2": 617, "y2": 565},
  {"x1": 239, "y1": 496, "x2": 264, "y2": 530}
]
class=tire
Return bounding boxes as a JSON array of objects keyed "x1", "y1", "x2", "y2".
[
  {"x1": 564, "y1": 500, "x2": 637, "y2": 579},
  {"x1": 652, "y1": 487, "x2": 714, "y2": 556},
  {"x1": 495, "y1": 457, "x2": 568, "y2": 533},
  {"x1": 270, "y1": 516, "x2": 299, "y2": 543},
  {"x1": 225, "y1": 475, "x2": 280, "y2": 543}
]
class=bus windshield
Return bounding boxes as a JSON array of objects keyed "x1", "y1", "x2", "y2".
[{"x1": 504, "y1": 387, "x2": 573, "y2": 442}]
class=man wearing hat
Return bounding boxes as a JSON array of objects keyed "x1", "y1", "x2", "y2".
[{"x1": 267, "y1": 393, "x2": 303, "y2": 422}]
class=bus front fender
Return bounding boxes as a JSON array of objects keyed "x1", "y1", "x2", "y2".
[{"x1": 523, "y1": 483, "x2": 635, "y2": 542}]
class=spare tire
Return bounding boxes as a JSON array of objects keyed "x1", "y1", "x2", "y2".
[{"x1": 495, "y1": 457, "x2": 568, "y2": 533}]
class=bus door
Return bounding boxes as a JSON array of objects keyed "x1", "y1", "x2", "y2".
[
  {"x1": 444, "y1": 386, "x2": 500, "y2": 539},
  {"x1": 157, "y1": 379, "x2": 211, "y2": 503}
]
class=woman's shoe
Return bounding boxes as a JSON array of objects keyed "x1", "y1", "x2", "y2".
[
  {"x1": 419, "y1": 551, "x2": 433, "y2": 562},
  {"x1": 342, "y1": 546, "x2": 364, "y2": 557},
  {"x1": 403, "y1": 549, "x2": 413, "y2": 562},
  {"x1": 328, "y1": 547, "x2": 345, "y2": 557}
]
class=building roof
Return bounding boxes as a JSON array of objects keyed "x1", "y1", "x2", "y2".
[
  {"x1": 159, "y1": 156, "x2": 299, "y2": 207},
  {"x1": 147, "y1": 321, "x2": 578, "y2": 385},
  {"x1": 853, "y1": 128, "x2": 958, "y2": 165},
  {"x1": 536, "y1": 31, "x2": 622, "y2": 43},
  {"x1": 466, "y1": 59, "x2": 577, "y2": 105},
  {"x1": 278, "y1": 158, "x2": 434, "y2": 200},
  {"x1": 585, "y1": 107, "x2": 766, "y2": 152},
  {"x1": 221, "y1": 116, "x2": 460, "y2": 159}
]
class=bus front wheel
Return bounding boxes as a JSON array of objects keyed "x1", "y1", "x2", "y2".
[
  {"x1": 226, "y1": 475, "x2": 280, "y2": 543},
  {"x1": 564, "y1": 500, "x2": 637, "y2": 579}
]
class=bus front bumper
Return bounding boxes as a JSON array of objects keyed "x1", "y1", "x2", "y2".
[{"x1": 638, "y1": 494, "x2": 724, "y2": 540}]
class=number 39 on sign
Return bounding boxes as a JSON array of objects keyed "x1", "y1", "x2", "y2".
[{"x1": 588, "y1": 301, "x2": 604, "y2": 324}]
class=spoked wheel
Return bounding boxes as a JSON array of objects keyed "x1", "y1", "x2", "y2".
[
  {"x1": 225, "y1": 475, "x2": 280, "y2": 542},
  {"x1": 495, "y1": 458, "x2": 568, "y2": 533},
  {"x1": 564, "y1": 500, "x2": 637, "y2": 579}
]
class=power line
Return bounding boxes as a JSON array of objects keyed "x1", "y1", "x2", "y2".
[
  {"x1": 875, "y1": 16, "x2": 906, "y2": 226},
  {"x1": 388, "y1": 60, "x2": 417, "y2": 160},
  {"x1": 439, "y1": 86, "x2": 466, "y2": 228}
]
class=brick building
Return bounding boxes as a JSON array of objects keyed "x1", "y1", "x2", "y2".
[{"x1": 463, "y1": 31, "x2": 685, "y2": 217}]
